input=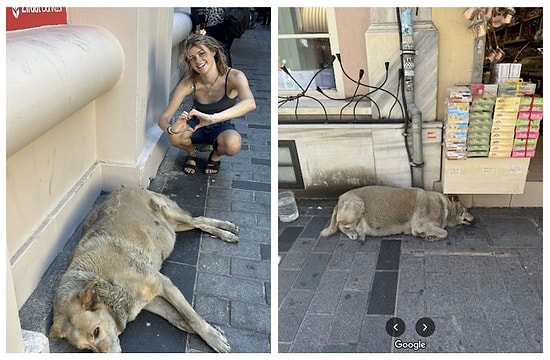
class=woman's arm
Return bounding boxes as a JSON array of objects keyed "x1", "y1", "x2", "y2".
[
  {"x1": 157, "y1": 78, "x2": 193, "y2": 133},
  {"x1": 189, "y1": 69, "x2": 256, "y2": 128}
]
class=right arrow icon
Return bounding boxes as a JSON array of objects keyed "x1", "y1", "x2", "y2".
[{"x1": 415, "y1": 317, "x2": 435, "y2": 337}]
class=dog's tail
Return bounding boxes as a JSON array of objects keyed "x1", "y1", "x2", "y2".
[{"x1": 320, "y1": 205, "x2": 338, "y2": 237}]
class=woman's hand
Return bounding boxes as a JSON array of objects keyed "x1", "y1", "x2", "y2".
[
  {"x1": 187, "y1": 109, "x2": 214, "y2": 131},
  {"x1": 170, "y1": 111, "x2": 194, "y2": 134}
]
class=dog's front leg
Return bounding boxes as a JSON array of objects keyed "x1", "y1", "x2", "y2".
[
  {"x1": 144, "y1": 297, "x2": 196, "y2": 334},
  {"x1": 413, "y1": 223, "x2": 447, "y2": 241}
]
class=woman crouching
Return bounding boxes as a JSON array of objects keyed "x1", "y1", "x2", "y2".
[{"x1": 158, "y1": 33, "x2": 256, "y2": 175}]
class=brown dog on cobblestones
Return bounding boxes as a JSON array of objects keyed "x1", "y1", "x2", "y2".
[
  {"x1": 49, "y1": 187, "x2": 238, "y2": 352},
  {"x1": 321, "y1": 185, "x2": 474, "y2": 242}
]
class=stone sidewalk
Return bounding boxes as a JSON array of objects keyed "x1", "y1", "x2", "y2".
[
  {"x1": 278, "y1": 200, "x2": 542, "y2": 353},
  {"x1": 18, "y1": 22, "x2": 271, "y2": 353}
]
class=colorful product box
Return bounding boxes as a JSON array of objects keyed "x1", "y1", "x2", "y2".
[
  {"x1": 446, "y1": 102, "x2": 470, "y2": 112},
  {"x1": 470, "y1": 84, "x2": 485, "y2": 98},
  {"x1": 470, "y1": 111, "x2": 493, "y2": 121},
  {"x1": 513, "y1": 138, "x2": 538, "y2": 147},
  {"x1": 515, "y1": 125, "x2": 541, "y2": 133},
  {"x1": 497, "y1": 82, "x2": 517, "y2": 97},
  {"x1": 445, "y1": 142, "x2": 468, "y2": 151},
  {"x1": 512, "y1": 150, "x2": 536, "y2": 158},
  {"x1": 517, "y1": 83, "x2": 537, "y2": 96},
  {"x1": 509, "y1": 63, "x2": 522, "y2": 78},
  {"x1": 516, "y1": 119, "x2": 541, "y2": 126},
  {"x1": 445, "y1": 150, "x2": 468, "y2": 160},
  {"x1": 489, "y1": 150, "x2": 512, "y2": 158},
  {"x1": 514, "y1": 131, "x2": 540, "y2": 139},
  {"x1": 467, "y1": 151, "x2": 490, "y2": 158},
  {"x1": 484, "y1": 84, "x2": 498, "y2": 98},
  {"x1": 513, "y1": 143, "x2": 537, "y2": 151},
  {"x1": 520, "y1": 97, "x2": 543, "y2": 106},
  {"x1": 468, "y1": 137, "x2": 491, "y2": 146},
  {"x1": 491, "y1": 125, "x2": 516, "y2": 133},
  {"x1": 446, "y1": 114, "x2": 469, "y2": 124},
  {"x1": 518, "y1": 105, "x2": 543, "y2": 112},
  {"x1": 447, "y1": 87, "x2": 472, "y2": 103},
  {"x1": 493, "y1": 63, "x2": 511, "y2": 78},
  {"x1": 517, "y1": 111, "x2": 543, "y2": 120}
]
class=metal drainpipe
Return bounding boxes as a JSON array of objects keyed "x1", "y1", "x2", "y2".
[{"x1": 399, "y1": 7, "x2": 424, "y2": 188}]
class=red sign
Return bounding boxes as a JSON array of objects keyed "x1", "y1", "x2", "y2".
[{"x1": 6, "y1": 7, "x2": 67, "y2": 31}]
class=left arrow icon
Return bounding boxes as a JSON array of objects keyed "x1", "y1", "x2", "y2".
[{"x1": 385, "y1": 317, "x2": 405, "y2": 337}]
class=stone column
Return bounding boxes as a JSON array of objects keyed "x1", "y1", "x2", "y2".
[{"x1": 366, "y1": 7, "x2": 438, "y2": 121}]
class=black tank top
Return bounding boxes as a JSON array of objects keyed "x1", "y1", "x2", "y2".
[{"x1": 192, "y1": 68, "x2": 237, "y2": 116}]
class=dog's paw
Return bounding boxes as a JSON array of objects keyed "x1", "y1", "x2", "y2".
[
  {"x1": 231, "y1": 224, "x2": 239, "y2": 235},
  {"x1": 206, "y1": 325, "x2": 230, "y2": 353},
  {"x1": 423, "y1": 235, "x2": 444, "y2": 242},
  {"x1": 222, "y1": 232, "x2": 239, "y2": 243},
  {"x1": 222, "y1": 221, "x2": 239, "y2": 235}
]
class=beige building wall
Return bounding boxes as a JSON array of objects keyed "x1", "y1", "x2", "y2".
[
  {"x1": 432, "y1": 8, "x2": 474, "y2": 120},
  {"x1": 334, "y1": 7, "x2": 371, "y2": 97}
]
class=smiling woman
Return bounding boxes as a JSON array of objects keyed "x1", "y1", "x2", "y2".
[{"x1": 157, "y1": 33, "x2": 256, "y2": 175}]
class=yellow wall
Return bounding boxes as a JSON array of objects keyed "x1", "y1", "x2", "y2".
[{"x1": 432, "y1": 8, "x2": 475, "y2": 120}]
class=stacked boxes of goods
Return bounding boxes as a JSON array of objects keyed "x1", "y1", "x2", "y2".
[
  {"x1": 492, "y1": 63, "x2": 522, "y2": 84},
  {"x1": 489, "y1": 96, "x2": 520, "y2": 157},
  {"x1": 444, "y1": 87, "x2": 471, "y2": 160},
  {"x1": 468, "y1": 84, "x2": 497, "y2": 157},
  {"x1": 513, "y1": 96, "x2": 543, "y2": 158}
]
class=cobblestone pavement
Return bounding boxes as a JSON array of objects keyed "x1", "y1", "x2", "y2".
[{"x1": 278, "y1": 200, "x2": 542, "y2": 353}]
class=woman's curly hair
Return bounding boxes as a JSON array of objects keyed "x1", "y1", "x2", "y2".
[{"x1": 179, "y1": 33, "x2": 228, "y2": 82}]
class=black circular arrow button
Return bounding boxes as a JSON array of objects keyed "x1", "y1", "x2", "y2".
[
  {"x1": 415, "y1": 317, "x2": 435, "y2": 337},
  {"x1": 385, "y1": 317, "x2": 406, "y2": 337}
]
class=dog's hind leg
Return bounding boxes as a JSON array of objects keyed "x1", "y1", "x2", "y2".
[
  {"x1": 158, "y1": 203, "x2": 239, "y2": 243},
  {"x1": 194, "y1": 217, "x2": 239, "y2": 235},
  {"x1": 193, "y1": 217, "x2": 239, "y2": 243},
  {"x1": 192, "y1": 222, "x2": 239, "y2": 243},
  {"x1": 156, "y1": 274, "x2": 231, "y2": 353}
]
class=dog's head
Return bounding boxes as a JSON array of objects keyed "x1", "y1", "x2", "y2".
[
  {"x1": 336, "y1": 198, "x2": 366, "y2": 241},
  {"x1": 447, "y1": 195, "x2": 475, "y2": 227},
  {"x1": 50, "y1": 282, "x2": 122, "y2": 352}
]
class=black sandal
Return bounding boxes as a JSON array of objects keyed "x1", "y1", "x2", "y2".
[
  {"x1": 183, "y1": 153, "x2": 198, "y2": 175},
  {"x1": 205, "y1": 150, "x2": 221, "y2": 174}
]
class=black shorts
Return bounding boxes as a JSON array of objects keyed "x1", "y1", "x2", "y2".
[{"x1": 187, "y1": 119, "x2": 237, "y2": 146}]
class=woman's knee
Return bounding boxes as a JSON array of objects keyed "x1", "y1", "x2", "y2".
[{"x1": 217, "y1": 132, "x2": 241, "y2": 155}]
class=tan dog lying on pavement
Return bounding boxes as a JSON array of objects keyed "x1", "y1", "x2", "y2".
[
  {"x1": 320, "y1": 185, "x2": 474, "y2": 242},
  {"x1": 49, "y1": 187, "x2": 239, "y2": 353}
]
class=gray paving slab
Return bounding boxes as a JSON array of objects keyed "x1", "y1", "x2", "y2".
[{"x1": 278, "y1": 200, "x2": 542, "y2": 353}]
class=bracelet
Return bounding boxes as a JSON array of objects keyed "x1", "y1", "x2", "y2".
[{"x1": 167, "y1": 126, "x2": 176, "y2": 135}]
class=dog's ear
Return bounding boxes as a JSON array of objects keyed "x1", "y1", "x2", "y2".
[
  {"x1": 79, "y1": 281, "x2": 101, "y2": 311},
  {"x1": 49, "y1": 318, "x2": 66, "y2": 339}
]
